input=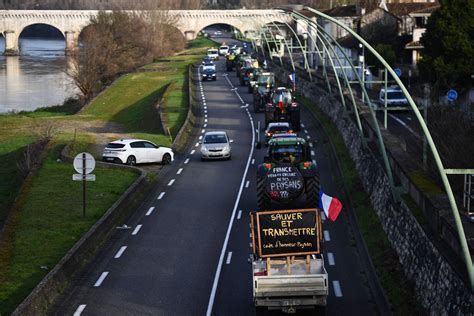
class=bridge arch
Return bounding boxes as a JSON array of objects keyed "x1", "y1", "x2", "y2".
[{"x1": 18, "y1": 23, "x2": 66, "y2": 56}]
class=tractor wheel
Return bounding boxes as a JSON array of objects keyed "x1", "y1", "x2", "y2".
[
  {"x1": 256, "y1": 177, "x2": 271, "y2": 211},
  {"x1": 306, "y1": 175, "x2": 321, "y2": 207}
]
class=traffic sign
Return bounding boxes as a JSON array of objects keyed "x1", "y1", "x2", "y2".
[
  {"x1": 447, "y1": 89, "x2": 458, "y2": 101},
  {"x1": 394, "y1": 68, "x2": 402, "y2": 77},
  {"x1": 72, "y1": 174, "x2": 96, "y2": 181},
  {"x1": 73, "y1": 152, "x2": 95, "y2": 174}
]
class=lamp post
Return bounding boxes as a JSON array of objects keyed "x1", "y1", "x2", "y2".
[{"x1": 302, "y1": 32, "x2": 308, "y2": 69}]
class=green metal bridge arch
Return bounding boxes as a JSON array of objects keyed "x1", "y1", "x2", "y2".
[{"x1": 240, "y1": 7, "x2": 474, "y2": 291}]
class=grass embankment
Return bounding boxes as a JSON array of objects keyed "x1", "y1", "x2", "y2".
[
  {"x1": 0, "y1": 36, "x2": 216, "y2": 315},
  {"x1": 301, "y1": 99, "x2": 424, "y2": 315}
]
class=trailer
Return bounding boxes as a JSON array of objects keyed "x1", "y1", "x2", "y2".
[{"x1": 250, "y1": 209, "x2": 328, "y2": 314}]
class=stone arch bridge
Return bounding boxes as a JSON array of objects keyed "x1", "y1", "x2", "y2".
[{"x1": 0, "y1": 9, "x2": 290, "y2": 55}]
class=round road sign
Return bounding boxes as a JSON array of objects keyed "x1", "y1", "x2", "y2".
[
  {"x1": 73, "y1": 152, "x2": 96, "y2": 175},
  {"x1": 394, "y1": 68, "x2": 402, "y2": 77},
  {"x1": 447, "y1": 89, "x2": 458, "y2": 101}
]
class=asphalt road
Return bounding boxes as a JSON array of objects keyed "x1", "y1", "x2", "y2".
[{"x1": 53, "y1": 36, "x2": 380, "y2": 316}]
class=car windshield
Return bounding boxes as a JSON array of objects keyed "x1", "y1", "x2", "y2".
[
  {"x1": 106, "y1": 143, "x2": 125, "y2": 149},
  {"x1": 268, "y1": 125, "x2": 289, "y2": 133},
  {"x1": 386, "y1": 91, "x2": 406, "y2": 100},
  {"x1": 204, "y1": 134, "x2": 227, "y2": 144},
  {"x1": 273, "y1": 91, "x2": 292, "y2": 104},
  {"x1": 270, "y1": 145, "x2": 304, "y2": 163},
  {"x1": 208, "y1": 49, "x2": 218, "y2": 54},
  {"x1": 258, "y1": 75, "x2": 275, "y2": 86}
]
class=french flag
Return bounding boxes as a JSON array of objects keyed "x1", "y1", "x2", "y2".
[
  {"x1": 319, "y1": 191, "x2": 342, "y2": 222},
  {"x1": 288, "y1": 73, "x2": 296, "y2": 82}
]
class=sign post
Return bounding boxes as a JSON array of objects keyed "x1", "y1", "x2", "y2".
[{"x1": 73, "y1": 152, "x2": 96, "y2": 217}]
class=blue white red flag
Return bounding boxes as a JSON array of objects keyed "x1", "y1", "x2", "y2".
[
  {"x1": 319, "y1": 191, "x2": 342, "y2": 222},
  {"x1": 288, "y1": 73, "x2": 296, "y2": 82}
]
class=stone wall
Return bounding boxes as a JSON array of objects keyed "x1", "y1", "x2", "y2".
[{"x1": 269, "y1": 62, "x2": 474, "y2": 314}]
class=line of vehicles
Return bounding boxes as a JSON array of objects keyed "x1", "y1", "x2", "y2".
[{"x1": 214, "y1": 42, "x2": 329, "y2": 315}]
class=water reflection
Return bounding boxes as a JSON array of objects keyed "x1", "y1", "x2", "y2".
[{"x1": 0, "y1": 38, "x2": 76, "y2": 113}]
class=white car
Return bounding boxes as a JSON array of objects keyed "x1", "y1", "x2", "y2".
[
  {"x1": 102, "y1": 139, "x2": 174, "y2": 166},
  {"x1": 207, "y1": 48, "x2": 219, "y2": 60},
  {"x1": 265, "y1": 122, "x2": 291, "y2": 145},
  {"x1": 219, "y1": 45, "x2": 229, "y2": 56},
  {"x1": 200, "y1": 131, "x2": 233, "y2": 160},
  {"x1": 379, "y1": 86, "x2": 408, "y2": 107}
]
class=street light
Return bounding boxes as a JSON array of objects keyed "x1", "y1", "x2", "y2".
[
  {"x1": 359, "y1": 43, "x2": 366, "y2": 103},
  {"x1": 302, "y1": 32, "x2": 308, "y2": 69}
]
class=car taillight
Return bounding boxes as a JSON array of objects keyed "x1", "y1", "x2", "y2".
[
  {"x1": 302, "y1": 161, "x2": 312, "y2": 169},
  {"x1": 264, "y1": 163, "x2": 272, "y2": 170},
  {"x1": 266, "y1": 132, "x2": 272, "y2": 137}
]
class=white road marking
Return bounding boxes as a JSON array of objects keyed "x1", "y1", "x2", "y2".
[
  {"x1": 226, "y1": 252, "x2": 233, "y2": 265},
  {"x1": 114, "y1": 246, "x2": 127, "y2": 258},
  {"x1": 94, "y1": 272, "x2": 109, "y2": 287},
  {"x1": 306, "y1": 135, "x2": 311, "y2": 140},
  {"x1": 327, "y1": 252, "x2": 335, "y2": 266},
  {"x1": 184, "y1": 158, "x2": 190, "y2": 164},
  {"x1": 333, "y1": 280, "x2": 343, "y2": 297},
  {"x1": 237, "y1": 210, "x2": 242, "y2": 220},
  {"x1": 146, "y1": 207, "x2": 155, "y2": 216},
  {"x1": 321, "y1": 211, "x2": 327, "y2": 220},
  {"x1": 204, "y1": 110, "x2": 208, "y2": 114},
  {"x1": 312, "y1": 159, "x2": 317, "y2": 165},
  {"x1": 311, "y1": 150, "x2": 315, "y2": 156},
  {"x1": 132, "y1": 224, "x2": 142, "y2": 235},
  {"x1": 324, "y1": 230, "x2": 331, "y2": 241},
  {"x1": 195, "y1": 142, "x2": 200, "y2": 147},
  {"x1": 388, "y1": 113, "x2": 421, "y2": 138},
  {"x1": 73, "y1": 305, "x2": 86, "y2": 316},
  {"x1": 177, "y1": 168, "x2": 183, "y2": 175},
  {"x1": 207, "y1": 77, "x2": 256, "y2": 316},
  {"x1": 199, "y1": 136, "x2": 203, "y2": 140},
  {"x1": 309, "y1": 142, "x2": 313, "y2": 147},
  {"x1": 205, "y1": 114, "x2": 208, "y2": 118},
  {"x1": 301, "y1": 123, "x2": 305, "y2": 127},
  {"x1": 168, "y1": 179, "x2": 175, "y2": 186},
  {"x1": 202, "y1": 129, "x2": 206, "y2": 133},
  {"x1": 205, "y1": 119, "x2": 208, "y2": 123},
  {"x1": 190, "y1": 150, "x2": 196, "y2": 155},
  {"x1": 304, "y1": 129, "x2": 308, "y2": 134},
  {"x1": 204, "y1": 124, "x2": 207, "y2": 128},
  {"x1": 245, "y1": 180, "x2": 250, "y2": 188},
  {"x1": 158, "y1": 192, "x2": 166, "y2": 199},
  {"x1": 251, "y1": 159, "x2": 255, "y2": 165}
]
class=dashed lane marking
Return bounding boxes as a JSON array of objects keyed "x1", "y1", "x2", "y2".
[
  {"x1": 184, "y1": 158, "x2": 190, "y2": 164},
  {"x1": 177, "y1": 168, "x2": 183, "y2": 175},
  {"x1": 168, "y1": 179, "x2": 175, "y2": 186},
  {"x1": 195, "y1": 142, "x2": 200, "y2": 147},
  {"x1": 94, "y1": 272, "x2": 109, "y2": 287},
  {"x1": 73, "y1": 305, "x2": 86, "y2": 316},
  {"x1": 199, "y1": 136, "x2": 203, "y2": 140},
  {"x1": 245, "y1": 180, "x2": 250, "y2": 188},
  {"x1": 226, "y1": 252, "x2": 233, "y2": 265},
  {"x1": 202, "y1": 129, "x2": 206, "y2": 133},
  {"x1": 324, "y1": 230, "x2": 331, "y2": 241},
  {"x1": 311, "y1": 150, "x2": 315, "y2": 156},
  {"x1": 114, "y1": 246, "x2": 127, "y2": 258},
  {"x1": 132, "y1": 225, "x2": 142, "y2": 236},
  {"x1": 327, "y1": 252, "x2": 335, "y2": 266},
  {"x1": 251, "y1": 159, "x2": 255, "y2": 165},
  {"x1": 237, "y1": 210, "x2": 242, "y2": 220},
  {"x1": 146, "y1": 207, "x2": 155, "y2": 216},
  {"x1": 321, "y1": 211, "x2": 327, "y2": 221},
  {"x1": 304, "y1": 129, "x2": 308, "y2": 134},
  {"x1": 333, "y1": 280, "x2": 343, "y2": 297},
  {"x1": 204, "y1": 124, "x2": 207, "y2": 128},
  {"x1": 158, "y1": 192, "x2": 166, "y2": 199},
  {"x1": 191, "y1": 150, "x2": 196, "y2": 155}
]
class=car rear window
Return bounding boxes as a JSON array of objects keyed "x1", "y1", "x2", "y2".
[
  {"x1": 269, "y1": 125, "x2": 289, "y2": 133},
  {"x1": 106, "y1": 143, "x2": 125, "y2": 149}
]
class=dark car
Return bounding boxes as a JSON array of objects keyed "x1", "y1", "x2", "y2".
[{"x1": 202, "y1": 63, "x2": 216, "y2": 81}]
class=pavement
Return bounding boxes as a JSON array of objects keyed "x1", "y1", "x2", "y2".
[{"x1": 52, "y1": 36, "x2": 381, "y2": 316}]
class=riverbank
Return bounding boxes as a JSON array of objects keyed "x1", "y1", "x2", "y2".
[{"x1": 0, "y1": 36, "x2": 217, "y2": 315}]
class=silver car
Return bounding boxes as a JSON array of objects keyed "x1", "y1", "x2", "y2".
[{"x1": 200, "y1": 131, "x2": 233, "y2": 160}]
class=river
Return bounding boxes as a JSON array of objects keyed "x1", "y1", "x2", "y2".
[{"x1": 0, "y1": 38, "x2": 76, "y2": 113}]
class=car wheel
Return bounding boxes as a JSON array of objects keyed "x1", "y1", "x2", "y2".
[
  {"x1": 162, "y1": 153, "x2": 171, "y2": 165},
  {"x1": 126, "y1": 156, "x2": 136, "y2": 166}
]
